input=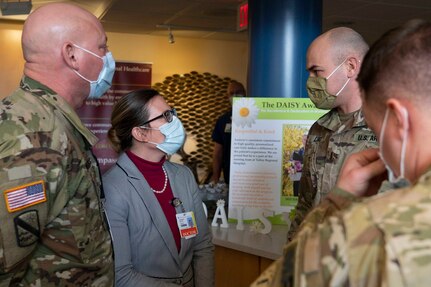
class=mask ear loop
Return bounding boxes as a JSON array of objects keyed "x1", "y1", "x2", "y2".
[
  {"x1": 326, "y1": 58, "x2": 347, "y2": 79},
  {"x1": 138, "y1": 126, "x2": 160, "y2": 146},
  {"x1": 326, "y1": 58, "x2": 350, "y2": 97},
  {"x1": 335, "y1": 78, "x2": 351, "y2": 96},
  {"x1": 73, "y1": 44, "x2": 103, "y2": 59},
  {"x1": 72, "y1": 69, "x2": 96, "y2": 84},
  {"x1": 379, "y1": 109, "x2": 389, "y2": 148},
  {"x1": 71, "y1": 44, "x2": 104, "y2": 84},
  {"x1": 378, "y1": 109, "x2": 393, "y2": 181},
  {"x1": 399, "y1": 108, "x2": 409, "y2": 178}
]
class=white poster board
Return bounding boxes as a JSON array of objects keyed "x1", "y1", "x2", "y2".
[{"x1": 228, "y1": 97, "x2": 326, "y2": 225}]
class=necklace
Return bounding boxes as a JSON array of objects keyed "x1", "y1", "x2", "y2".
[{"x1": 151, "y1": 166, "x2": 168, "y2": 194}]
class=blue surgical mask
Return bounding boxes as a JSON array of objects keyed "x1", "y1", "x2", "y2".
[
  {"x1": 378, "y1": 108, "x2": 410, "y2": 186},
  {"x1": 72, "y1": 44, "x2": 116, "y2": 99},
  {"x1": 143, "y1": 116, "x2": 186, "y2": 155}
]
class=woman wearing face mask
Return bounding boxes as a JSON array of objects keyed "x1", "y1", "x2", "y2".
[{"x1": 103, "y1": 89, "x2": 214, "y2": 287}]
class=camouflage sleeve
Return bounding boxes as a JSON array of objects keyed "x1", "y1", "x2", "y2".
[
  {"x1": 250, "y1": 257, "x2": 285, "y2": 287},
  {"x1": 294, "y1": 187, "x2": 359, "y2": 237},
  {"x1": 252, "y1": 192, "x2": 384, "y2": 287},
  {"x1": 0, "y1": 134, "x2": 65, "y2": 279},
  {"x1": 292, "y1": 203, "x2": 386, "y2": 287},
  {"x1": 252, "y1": 215, "x2": 352, "y2": 287},
  {"x1": 288, "y1": 215, "x2": 350, "y2": 287}
]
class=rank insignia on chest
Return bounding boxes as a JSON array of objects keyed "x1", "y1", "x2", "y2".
[{"x1": 3, "y1": 180, "x2": 46, "y2": 213}]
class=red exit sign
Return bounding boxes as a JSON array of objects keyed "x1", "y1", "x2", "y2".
[{"x1": 237, "y1": 1, "x2": 248, "y2": 31}]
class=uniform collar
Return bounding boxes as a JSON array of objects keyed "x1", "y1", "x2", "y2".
[
  {"x1": 317, "y1": 108, "x2": 367, "y2": 132},
  {"x1": 20, "y1": 76, "x2": 98, "y2": 146}
]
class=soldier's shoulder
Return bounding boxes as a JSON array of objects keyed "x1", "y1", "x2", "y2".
[
  {"x1": 313, "y1": 110, "x2": 333, "y2": 125},
  {"x1": 340, "y1": 179, "x2": 430, "y2": 237},
  {"x1": 1, "y1": 89, "x2": 55, "y2": 130},
  {"x1": 0, "y1": 89, "x2": 61, "y2": 159},
  {"x1": 308, "y1": 117, "x2": 327, "y2": 134},
  {"x1": 346, "y1": 178, "x2": 431, "y2": 285},
  {"x1": 366, "y1": 177, "x2": 431, "y2": 218}
]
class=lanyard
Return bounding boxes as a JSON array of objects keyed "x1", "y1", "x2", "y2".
[{"x1": 170, "y1": 197, "x2": 185, "y2": 213}]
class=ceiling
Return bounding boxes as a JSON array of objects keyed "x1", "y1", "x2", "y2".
[{"x1": 1, "y1": 0, "x2": 431, "y2": 44}]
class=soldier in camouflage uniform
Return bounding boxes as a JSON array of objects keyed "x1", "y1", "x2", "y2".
[
  {"x1": 287, "y1": 27, "x2": 378, "y2": 241},
  {"x1": 0, "y1": 3, "x2": 114, "y2": 286},
  {"x1": 252, "y1": 19, "x2": 431, "y2": 287}
]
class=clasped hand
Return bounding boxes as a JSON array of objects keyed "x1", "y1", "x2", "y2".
[{"x1": 336, "y1": 148, "x2": 387, "y2": 197}]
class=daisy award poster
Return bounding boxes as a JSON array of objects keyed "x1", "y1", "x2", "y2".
[{"x1": 228, "y1": 97, "x2": 326, "y2": 225}]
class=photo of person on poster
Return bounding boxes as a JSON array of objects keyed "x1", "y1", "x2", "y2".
[{"x1": 282, "y1": 126, "x2": 309, "y2": 198}]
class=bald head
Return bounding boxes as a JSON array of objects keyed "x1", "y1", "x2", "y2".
[
  {"x1": 306, "y1": 27, "x2": 368, "y2": 113},
  {"x1": 21, "y1": 3, "x2": 108, "y2": 108},
  {"x1": 312, "y1": 27, "x2": 369, "y2": 64},
  {"x1": 22, "y1": 3, "x2": 103, "y2": 62}
]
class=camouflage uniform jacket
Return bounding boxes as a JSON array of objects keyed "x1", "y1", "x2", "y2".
[
  {"x1": 0, "y1": 77, "x2": 114, "y2": 286},
  {"x1": 287, "y1": 108, "x2": 377, "y2": 240},
  {"x1": 252, "y1": 169, "x2": 431, "y2": 287}
]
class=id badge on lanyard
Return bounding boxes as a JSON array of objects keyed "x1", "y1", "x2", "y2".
[{"x1": 171, "y1": 198, "x2": 198, "y2": 239}]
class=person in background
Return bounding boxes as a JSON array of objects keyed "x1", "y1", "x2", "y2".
[
  {"x1": 0, "y1": 3, "x2": 115, "y2": 285},
  {"x1": 288, "y1": 134, "x2": 307, "y2": 197},
  {"x1": 252, "y1": 18, "x2": 431, "y2": 287},
  {"x1": 103, "y1": 89, "x2": 214, "y2": 287},
  {"x1": 210, "y1": 80, "x2": 247, "y2": 187},
  {"x1": 287, "y1": 27, "x2": 378, "y2": 241}
]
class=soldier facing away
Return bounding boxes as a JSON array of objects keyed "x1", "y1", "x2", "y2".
[
  {"x1": 287, "y1": 26, "x2": 378, "y2": 241},
  {"x1": 0, "y1": 3, "x2": 115, "y2": 286},
  {"x1": 252, "y1": 19, "x2": 431, "y2": 287}
]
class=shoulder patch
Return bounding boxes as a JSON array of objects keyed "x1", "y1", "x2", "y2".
[
  {"x1": 14, "y1": 210, "x2": 40, "y2": 247},
  {"x1": 4, "y1": 180, "x2": 46, "y2": 213}
]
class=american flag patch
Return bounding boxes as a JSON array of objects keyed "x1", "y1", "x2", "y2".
[{"x1": 4, "y1": 180, "x2": 46, "y2": 213}]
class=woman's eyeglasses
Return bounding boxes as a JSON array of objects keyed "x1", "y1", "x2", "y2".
[{"x1": 141, "y1": 108, "x2": 177, "y2": 126}]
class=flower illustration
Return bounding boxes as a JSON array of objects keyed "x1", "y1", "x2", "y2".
[
  {"x1": 233, "y1": 98, "x2": 259, "y2": 128},
  {"x1": 249, "y1": 220, "x2": 264, "y2": 233},
  {"x1": 216, "y1": 199, "x2": 225, "y2": 207}
]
